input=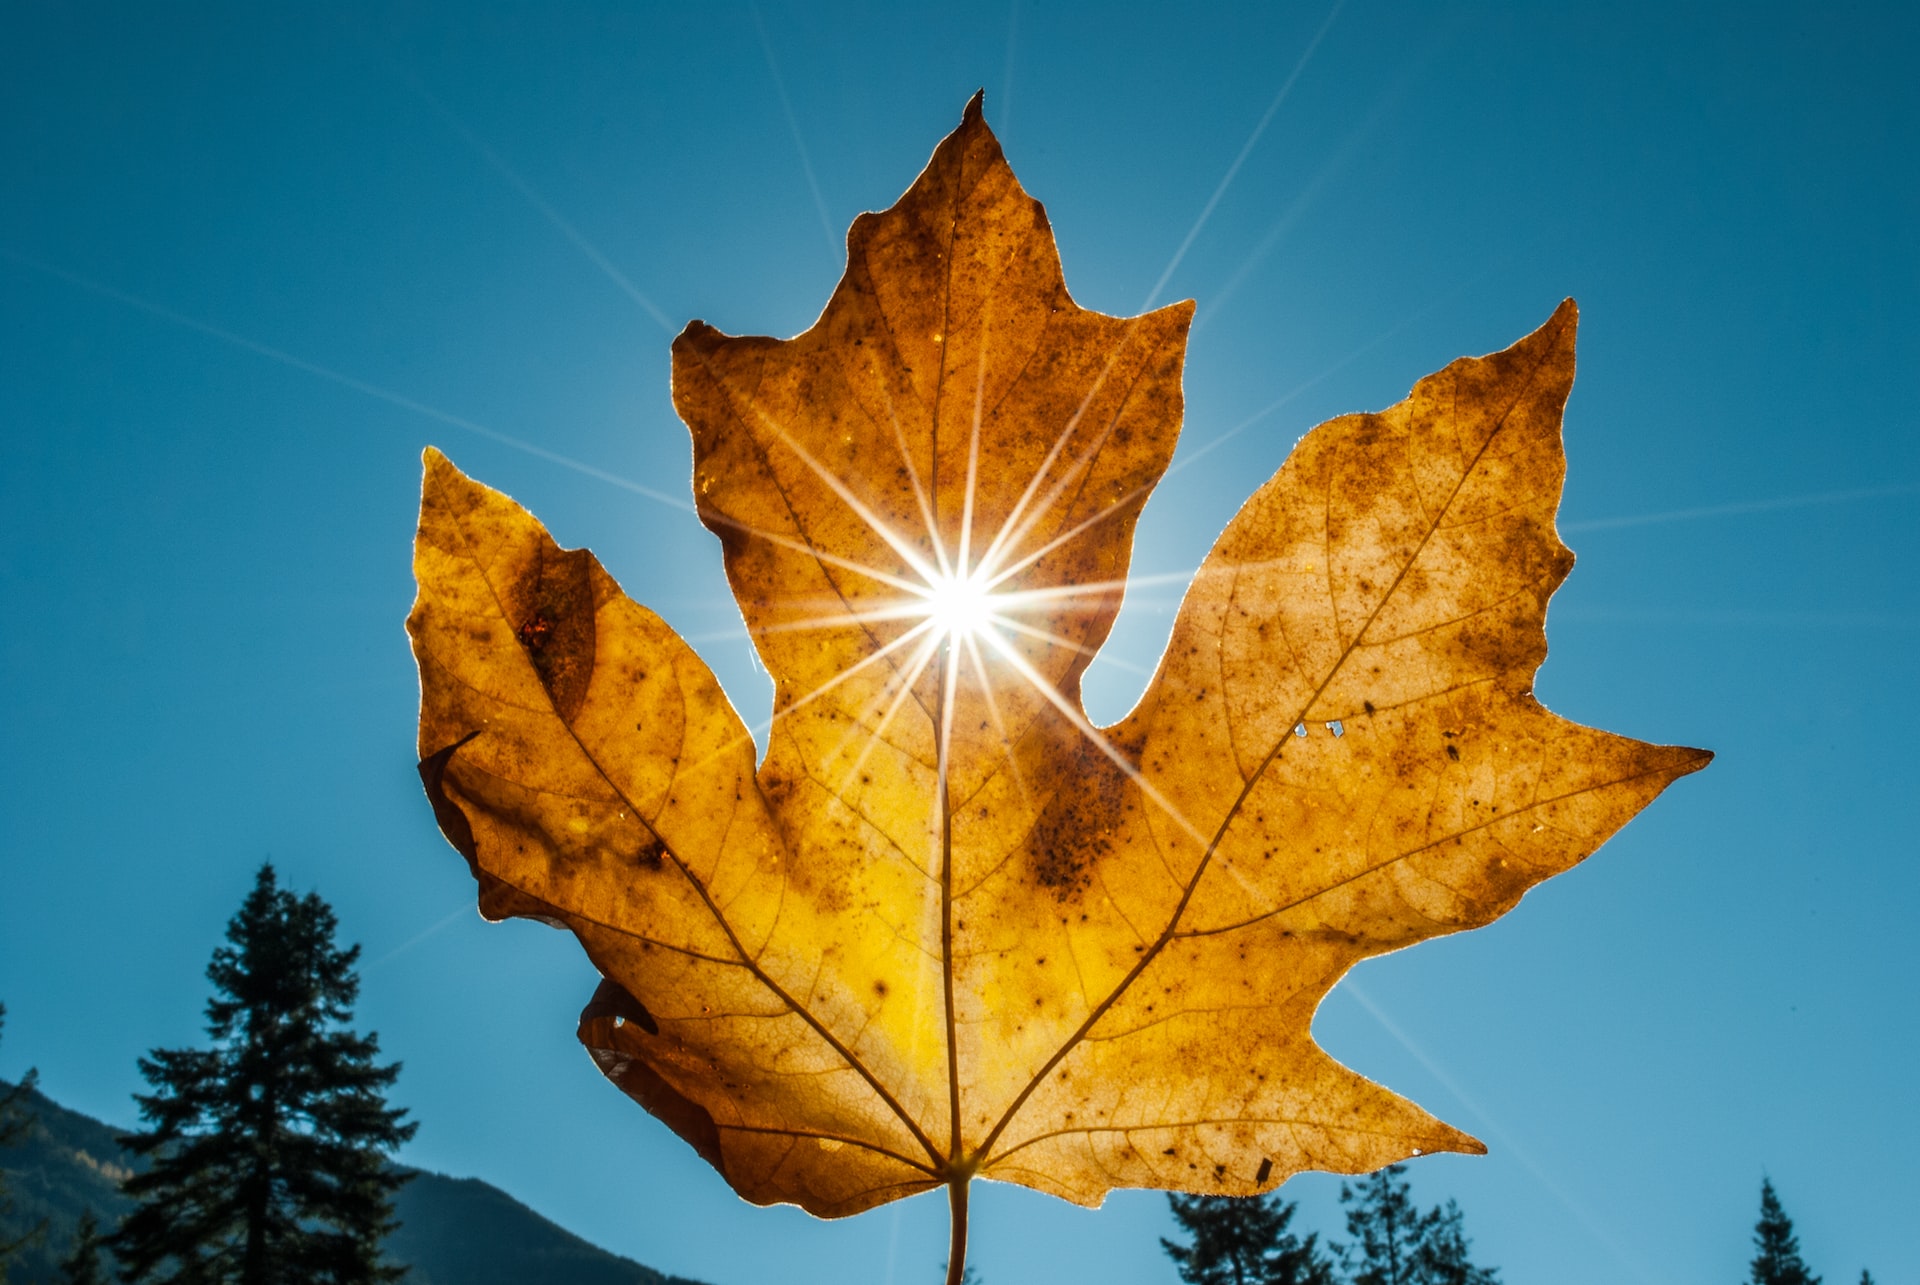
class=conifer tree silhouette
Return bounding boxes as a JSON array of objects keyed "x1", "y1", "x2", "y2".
[
  {"x1": 1162, "y1": 1192, "x2": 1335, "y2": 1285},
  {"x1": 111, "y1": 865, "x2": 415, "y2": 1284},
  {"x1": 1747, "y1": 1179, "x2": 1820, "y2": 1285},
  {"x1": 1339, "y1": 1165, "x2": 1498, "y2": 1285}
]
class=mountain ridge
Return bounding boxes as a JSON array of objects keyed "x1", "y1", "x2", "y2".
[{"x1": 0, "y1": 1080, "x2": 714, "y2": 1285}]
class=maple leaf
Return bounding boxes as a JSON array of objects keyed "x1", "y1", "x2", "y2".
[{"x1": 407, "y1": 94, "x2": 1708, "y2": 1275}]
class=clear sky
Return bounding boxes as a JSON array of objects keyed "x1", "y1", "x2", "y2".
[{"x1": 2, "y1": 2, "x2": 1914, "y2": 1283}]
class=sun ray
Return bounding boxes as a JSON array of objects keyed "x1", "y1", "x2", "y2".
[
  {"x1": 754, "y1": 607, "x2": 925, "y2": 634},
  {"x1": 993, "y1": 569, "x2": 1207, "y2": 605},
  {"x1": 960, "y1": 629, "x2": 1039, "y2": 818},
  {"x1": 973, "y1": 339, "x2": 1177, "y2": 599},
  {"x1": 986, "y1": 615, "x2": 1110, "y2": 663},
  {"x1": 749, "y1": 2, "x2": 839, "y2": 262},
  {"x1": 762, "y1": 420, "x2": 948, "y2": 588},
  {"x1": 1190, "y1": 73, "x2": 1404, "y2": 336},
  {"x1": 975, "y1": 627, "x2": 1211, "y2": 851},
  {"x1": 675, "y1": 614, "x2": 945, "y2": 782},
  {"x1": 959, "y1": 296, "x2": 996, "y2": 584},
  {"x1": 999, "y1": 0, "x2": 1021, "y2": 131},
  {"x1": 872, "y1": 376, "x2": 952, "y2": 580},
  {"x1": 934, "y1": 602, "x2": 967, "y2": 1160},
  {"x1": 696, "y1": 504, "x2": 932, "y2": 598},
  {"x1": 982, "y1": 478, "x2": 1157, "y2": 591},
  {"x1": 825, "y1": 647, "x2": 941, "y2": 793},
  {"x1": 825, "y1": 629, "x2": 950, "y2": 832},
  {"x1": 1340, "y1": 982, "x2": 1660, "y2": 1284},
  {"x1": 1562, "y1": 481, "x2": 1920, "y2": 532},
  {"x1": 975, "y1": 619, "x2": 1289, "y2": 940},
  {"x1": 1166, "y1": 308, "x2": 1427, "y2": 480},
  {"x1": 983, "y1": 398, "x2": 1141, "y2": 582},
  {"x1": 767, "y1": 614, "x2": 940, "y2": 723},
  {"x1": 1139, "y1": 0, "x2": 1349, "y2": 310},
  {"x1": 0, "y1": 249, "x2": 693, "y2": 512},
  {"x1": 974, "y1": 330, "x2": 1135, "y2": 578},
  {"x1": 366, "y1": 44, "x2": 677, "y2": 332}
]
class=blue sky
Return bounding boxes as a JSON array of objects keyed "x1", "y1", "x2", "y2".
[{"x1": 2, "y1": 2, "x2": 1914, "y2": 1283}]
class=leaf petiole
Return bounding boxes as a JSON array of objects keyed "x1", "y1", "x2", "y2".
[{"x1": 944, "y1": 1176, "x2": 970, "y2": 1285}]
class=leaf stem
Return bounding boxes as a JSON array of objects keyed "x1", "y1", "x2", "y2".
[{"x1": 944, "y1": 1177, "x2": 970, "y2": 1285}]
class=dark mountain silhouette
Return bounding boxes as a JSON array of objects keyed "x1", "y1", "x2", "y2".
[{"x1": 0, "y1": 1081, "x2": 712, "y2": 1285}]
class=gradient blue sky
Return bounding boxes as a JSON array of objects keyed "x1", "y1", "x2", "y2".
[{"x1": 3, "y1": 3, "x2": 1915, "y2": 1283}]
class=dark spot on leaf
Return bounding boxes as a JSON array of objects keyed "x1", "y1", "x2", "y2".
[
  {"x1": 633, "y1": 830, "x2": 666, "y2": 870},
  {"x1": 1026, "y1": 737, "x2": 1135, "y2": 900},
  {"x1": 508, "y1": 542, "x2": 597, "y2": 721}
]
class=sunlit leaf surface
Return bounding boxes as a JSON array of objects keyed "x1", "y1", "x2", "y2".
[{"x1": 408, "y1": 94, "x2": 1708, "y2": 1219}]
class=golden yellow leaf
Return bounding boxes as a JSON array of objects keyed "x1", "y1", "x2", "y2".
[{"x1": 408, "y1": 93, "x2": 1708, "y2": 1256}]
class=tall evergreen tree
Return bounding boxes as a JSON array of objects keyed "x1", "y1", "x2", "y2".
[
  {"x1": 1162, "y1": 1192, "x2": 1335, "y2": 1285},
  {"x1": 1747, "y1": 1179, "x2": 1819, "y2": 1285},
  {"x1": 109, "y1": 865, "x2": 416, "y2": 1284},
  {"x1": 0, "y1": 1003, "x2": 46, "y2": 1283},
  {"x1": 1408, "y1": 1200, "x2": 1498, "y2": 1285},
  {"x1": 57, "y1": 1211, "x2": 111, "y2": 1285},
  {"x1": 1341, "y1": 1167, "x2": 1420, "y2": 1285},
  {"x1": 1339, "y1": 1165, "x2": 1498, "y2": 1285}
]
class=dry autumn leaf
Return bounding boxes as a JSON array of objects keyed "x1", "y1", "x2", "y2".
[{"x1": 408, "y1": 93, "x2": 1708, "y2": 1277}]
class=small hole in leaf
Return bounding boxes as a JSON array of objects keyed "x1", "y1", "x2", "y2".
[
  {"x1": 1293, "y1": 722, "x2": 1308, "y2": 738},
  {"x1": 1326, "y1": 720, "x2": 1344, "y2": 737}
]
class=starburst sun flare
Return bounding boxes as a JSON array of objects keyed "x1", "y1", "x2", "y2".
[{"x1": 918, "y1": 567, "x2": 1000, "y2": 647}]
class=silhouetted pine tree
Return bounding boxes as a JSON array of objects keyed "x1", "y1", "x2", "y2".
[
  {"x1": 57, "y1": 1211, "x2": 111, "y2": 1285},
  {"x1": 1408, "y1": 1199, "x2": 1498, "y2": 1285},
  {"x1": 1340, "y1": 1167, "x2": 1419, "y2": 1285},
  {"x1": 0, "y1": 1003, "x2": 46, "y2": 1283},
  {"x1": 1162, "y1": 1192, "x2": 1336, "y2": 1285},
  {"x1": 1340, "y1": 1165, "x2": 1498, "y2": 1285},
  {"x1": 1747, "y1": 1179, "x2": 1819, "y2": 1285},
  {"x1": 109, "y1": 865, "x2": 416, "y2": 1284}
]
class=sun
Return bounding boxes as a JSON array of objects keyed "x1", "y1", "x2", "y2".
[{"x1": 918, "y1": 569, "x2": 999, "y2": 645}]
